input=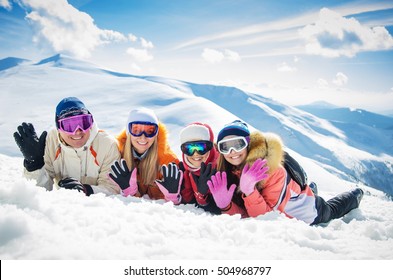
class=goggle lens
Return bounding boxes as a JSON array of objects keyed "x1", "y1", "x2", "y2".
[
  {"x1": 217, "y1": 136, "x2": 248, "y2": 154},
  {"x1": 128, "y1": 122, "x2": 158, "y2": 138},
  {"x1": 58, "y1": 114, "x2": 93, "y2": 135},
  {"x1": 181, "y1": 141, "x2": 213, "y2": 156}
]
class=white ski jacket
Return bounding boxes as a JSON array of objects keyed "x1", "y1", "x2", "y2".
[{"x1": 25, "y1": 124, "x2": 121, "y2": 195}]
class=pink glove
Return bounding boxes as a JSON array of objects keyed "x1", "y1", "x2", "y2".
[
  {"x1": 207, "y1": 171, "x2": 236, "y2": 209},
  {"x1": 122, "y1": 168, "x2": 138, "y2": 197},
  {"x1": 239, "y1": 158, "x2": 269, "y2": 196},
  {"x1": 156, "y1": 163, "x2": 183, "y2": 204},
  {"x1": 109, "y1": 159, "x2": 139, "y2": 197}
]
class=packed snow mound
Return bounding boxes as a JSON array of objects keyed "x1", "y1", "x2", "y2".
[{"x1": 0, "y1": 154, "x2": 392, "y2": 259}]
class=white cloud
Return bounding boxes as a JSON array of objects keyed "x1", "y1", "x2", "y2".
[
  {"x1": 126, "y1": 47, "x2": 153, "y2": 62},
  {"x1": 0, "y1": 0, "x2": 11, "y2": 10},
  {"x1": 333, "y1": 72, "x2": 348, "y2": 86},
  {"x1": 128, "y1": 34, "x2": 138, "y2": 42},
  {"x1": 224, "y1": 49, "x2": 241, "y2": 62},
  {"x1": 14, "y1": 0, "x2": 127, "y2": 58},
  {"x1": 277, "y1": 62, "x2": 297, "y2": 72},
  {"x1": 317, "y1": 78, "x2": 329, "y2": 87},
  {"x1": 201, "y1": 48, "x2": 225, "y2": 63},
  {"x1": 140, "y1": 37, "x2": 154, "y2": 49},
  {"x1": 299, "y1": 8, "x2": 393, "y2": 57},
  {"x1": 201, "y1": 48, "x2": 241, "y2": 63}
]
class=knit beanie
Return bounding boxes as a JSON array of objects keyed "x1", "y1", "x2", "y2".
[
  {"x1": 55, "y1": 97, "x2": 90, "y2": 127},
  {"x1": 217, "y1": 120, "x2": 250, "y2": 142},
  {"x1": 180, "y1": 123, "x2": 212, "y2": 144},
  {"x1": 180, "y1": 123, "x2": 216, "y2": 171},
  {"x1": 127, "y1": 108, "x2": 159, "y2": 133}
]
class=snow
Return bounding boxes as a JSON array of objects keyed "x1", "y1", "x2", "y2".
[
  {"x1": 1, "y1": 55, "x2": 393, "y2": 273},
  {"x1": 2, "y1": 151, "x2": 391, "y2": 260}
]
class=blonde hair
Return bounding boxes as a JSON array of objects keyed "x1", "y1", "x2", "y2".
[{"x1": 123, "y1": 133, "x2": 160, "y2": 186}]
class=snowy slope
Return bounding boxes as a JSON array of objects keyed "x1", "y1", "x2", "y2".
[
  {"x1": 1, "y1": 54, "x2": 392, "y2": 195},
  {"x1": 148, "y1": 79, "x2": 393, "y2": 195},
  {"x1": 297, "y1": 102, "x2": 393, "y2": 129},
  {"x1": 1, "y1": 54, "x2": 393, "y2": 260}
]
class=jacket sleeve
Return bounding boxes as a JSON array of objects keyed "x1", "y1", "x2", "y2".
[
  {"x1": 222, "y1": 202, "x2": 248, "y2": 218},
  {"x1": 24, "y1": 167, "x2": 54, "y2": 191},
  {"x1": 243, "y1": 189, "x2": 272, "y2": 217},
  {"x1": 243, "y1": 167, "x2": 287, "y2": 218},
  {"x1": 90, "y1": 137, "x2": 121, "y2": 195}
]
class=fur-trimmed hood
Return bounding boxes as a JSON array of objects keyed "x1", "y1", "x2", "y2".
[{"x1": 245, "y1": 131, "x2": 284, "y2": 174}]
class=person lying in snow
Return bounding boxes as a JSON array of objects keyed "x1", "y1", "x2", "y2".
[
  {"x1": 109, "y1": 107, "x2": 180, "y2": 201},
  {"x1": 14, "y1": 97, "x2": 121, "y2": 196},
  {"x1": 207, "y1": 120, "x2": 364, "y2": 225},
  {"x1": 158, "y1": 122, "x2": 221, "y2": 214}
]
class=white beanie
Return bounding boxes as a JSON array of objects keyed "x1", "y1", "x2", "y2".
[
  {"x1": 180, "y1": 124, "x2": 210, "y2": 144},
  {"x1": 127, "y1": 108, "x2": 159, "y2": 133}
]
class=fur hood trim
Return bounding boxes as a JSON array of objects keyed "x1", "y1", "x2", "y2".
[{"x1": 246, "y1": 131, "x2": 284, "y2": 174}]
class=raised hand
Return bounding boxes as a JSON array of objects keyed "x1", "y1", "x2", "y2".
[
  {"x1": 14, "y1": 122, "x2": 47, "y2": 171},
  {"x1": 207, "y1": 171, "x2": 236, "y2": 209},
  {"x1": 191, "y1": 162, "x2": 216, "y2": 195},
  {"x1": 239, "y1": 158, "x2": 269, "y2": 196},
  {"x1": 109, "y1": 159, "x2": 138, "y2": 196},
  {"x1": 156, "y1": 162, "x2": 183, "y2": 204}
]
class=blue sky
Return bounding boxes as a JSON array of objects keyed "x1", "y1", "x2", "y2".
[{"x1": 1, "y1": 0, "x2": 393, "y2": 114}]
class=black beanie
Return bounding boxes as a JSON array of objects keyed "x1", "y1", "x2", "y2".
[{"x1": 55, "y1": 97, "x2": 90, "y2": 128}]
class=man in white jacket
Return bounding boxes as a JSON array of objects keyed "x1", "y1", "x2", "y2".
[{"x1": 14, "y1": 97, "x2": 121, "y2": 195}]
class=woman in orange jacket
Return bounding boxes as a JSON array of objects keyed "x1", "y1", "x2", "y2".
[
  {"x1": 207, "y1": 120, "x2": 364, "y2": 225},
  {"x1": 109, "y1": 108, "x2": 180, "y2": 201}
]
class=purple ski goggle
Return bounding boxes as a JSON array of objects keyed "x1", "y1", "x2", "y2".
[{"x1": 58, "y1": 114, "x2": 94, "y2": 135}]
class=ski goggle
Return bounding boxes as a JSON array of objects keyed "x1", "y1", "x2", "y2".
[
  {"x1": 58, "y1": 114, "x2": 94, "y2": 135},
  {"x1": 128, "y1": 121, "x2": 159, "y2": 138},
  {"x1": 181, "y1": 141, "x2": 213, "y2": 156},
  {"x1": 217, "y1": 136, "x2": 248, "y2": 155}
]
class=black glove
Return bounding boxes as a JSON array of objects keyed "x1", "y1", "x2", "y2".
[
  {"x1": 178, "y1": 161, "x2": 186, "y2": 173},
  {"x1": 157, "y1": 162, "x2": 182, "y2": 194},
  {"x1": 13, "y1": 122, "x2": 47, "y2": 172},
  {"x1": 58, "y1": 177, "x2": 93, "y2": 196},
  {"x1": 109, "y1": 160, "x2": 133, "y2": 191},
  {"x1": 192, "y1": 162, "x2": 216, "y2": 195}
]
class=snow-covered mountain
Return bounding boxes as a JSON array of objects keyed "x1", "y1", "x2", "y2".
[
  {"x1": 297, "y1": 101, "x2": 393, "y2": 130},
  {"x1": 2, "y1": 54, "x2": 391, "y2": 195},
  {"x1": 1, "y1": 54, "x2": 393, "y2": 261}
]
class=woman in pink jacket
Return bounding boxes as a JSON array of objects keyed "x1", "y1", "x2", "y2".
[{"x1": 207, "y1": 120, "x2": 364, "y2": 225}]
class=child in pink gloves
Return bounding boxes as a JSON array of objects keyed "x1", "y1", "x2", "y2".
[
  {"x1": 178, "y1": 123, "x2": 221, "y2": 214},
  {"x1": 207, "y1": 120, "x2": 364, "y2": 225}
]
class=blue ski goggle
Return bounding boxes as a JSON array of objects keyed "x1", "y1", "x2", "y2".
[{"x1": 181, "y1": 141, "x2": 213, "y2": 156}]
